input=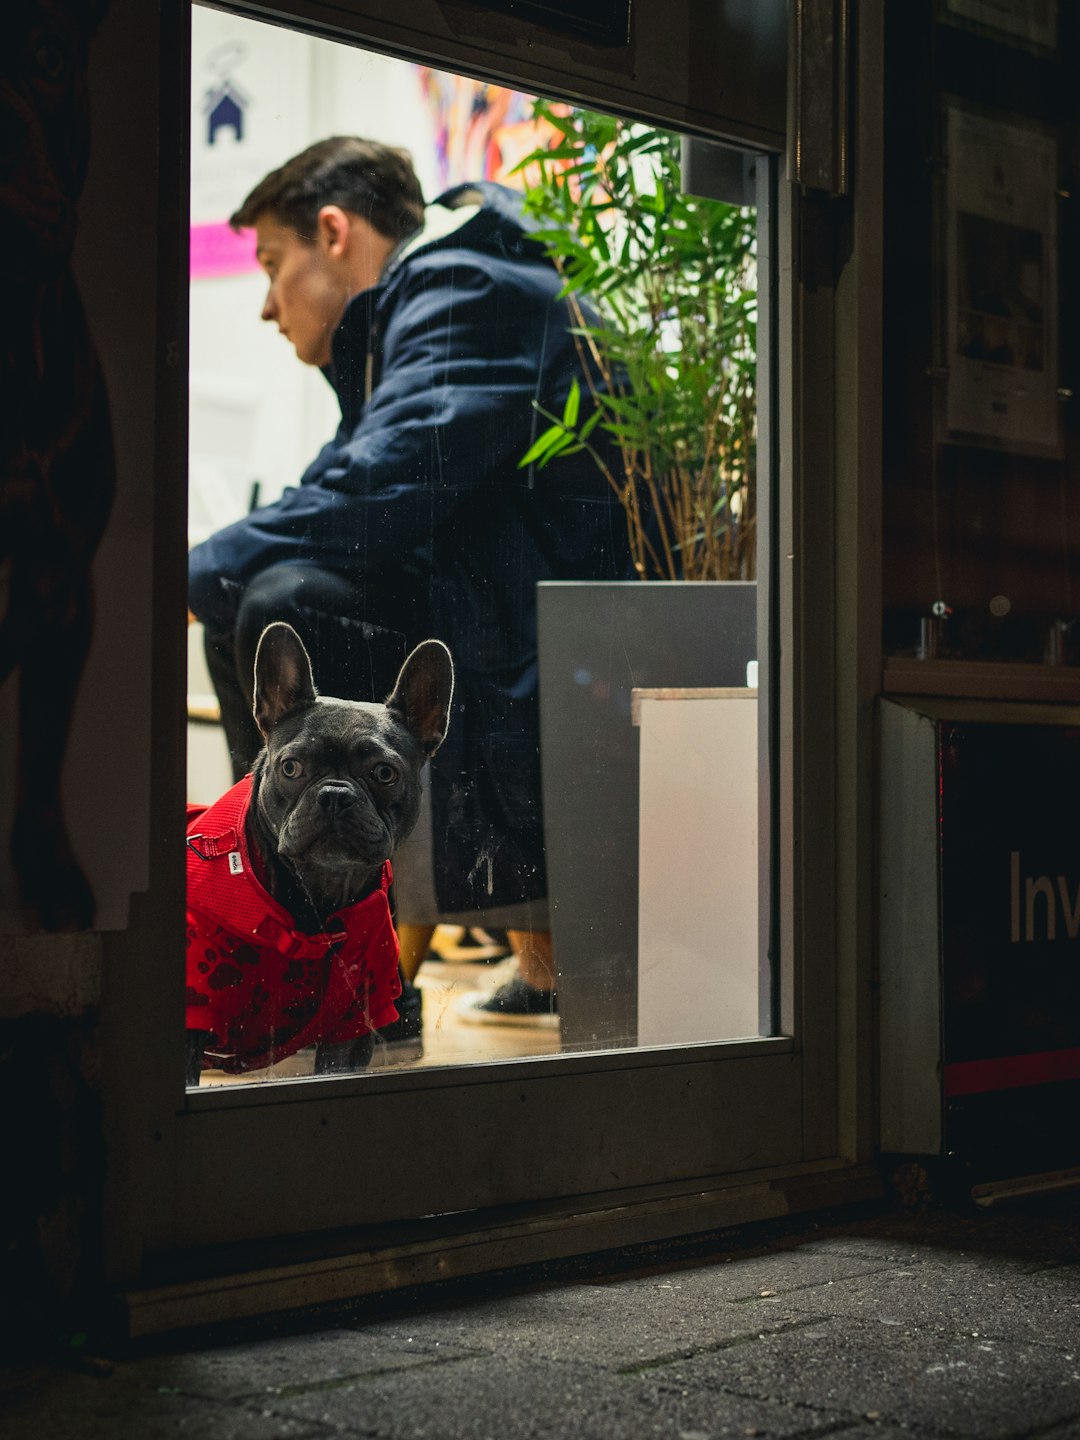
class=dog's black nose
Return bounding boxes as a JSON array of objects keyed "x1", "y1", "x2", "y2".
[{"x1": 316, "y1": 782, "x2": 355, "y2": 813}]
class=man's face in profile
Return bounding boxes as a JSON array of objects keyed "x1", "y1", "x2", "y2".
[{"x1": 254, "y1": 215, "x2": 350, "y2": 368}]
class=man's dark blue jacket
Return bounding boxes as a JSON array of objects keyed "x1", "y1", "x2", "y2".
[{"x1": 189, "y1": 182, "x2": 631, "y2": 913}]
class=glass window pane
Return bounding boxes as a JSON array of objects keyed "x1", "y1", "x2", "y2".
[{"x1": 186, "y1": 4, "x2": 773, "y2": 1086}]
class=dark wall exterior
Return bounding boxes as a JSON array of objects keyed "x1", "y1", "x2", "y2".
[
  {"x1": 0, "y1": 1006, "x2": 106, "y2": 1350},
  {"x1": 0, "y1": 0, "x2": 177, "y2": 1351}
]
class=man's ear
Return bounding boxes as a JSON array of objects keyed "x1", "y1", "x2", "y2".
[
  {"x1": 386, "y1": 641, "x2": 454, "y2": 756},
  {"x1": 316, "y1": 204, "x2": 351, "y2": 258},
  {"x1": 253, "y1": 624, "x2": 318, "y2": 739}
]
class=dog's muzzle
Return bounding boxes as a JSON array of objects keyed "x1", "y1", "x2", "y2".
[
  {"x1": 279, "y1": 779, "x2": 390, "y2": 861},
  {"x1": 316, "y1": 781, "x2": 357, "y2": 817}
]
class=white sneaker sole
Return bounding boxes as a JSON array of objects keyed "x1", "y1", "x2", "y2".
[{"x1": 454, "y1": 994, "x2": 560, "y2": 1028}]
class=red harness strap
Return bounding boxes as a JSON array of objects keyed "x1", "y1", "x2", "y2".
[{"x1": 185, "y1": 777, "x2": 400, "y2": 1073}]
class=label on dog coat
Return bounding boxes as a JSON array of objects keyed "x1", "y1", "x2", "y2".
[{"x1": 228, "y1": 850, "x2": 243, "y2": 874}]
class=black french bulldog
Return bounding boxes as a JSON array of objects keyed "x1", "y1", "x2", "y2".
[{"x1": 185, "y1": 622, "x2": 453, "y2": 1084}]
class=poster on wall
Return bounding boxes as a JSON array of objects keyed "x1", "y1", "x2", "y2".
[
  {"x1": 941, "y1": 0, "x2": 1058, "y2": 51},
  {"x1": 190, "y1": 28, "x2": 288, "y2": 280},
  {"x1": 940, "y1": 102, "x2": 1061, "y2": 458}
]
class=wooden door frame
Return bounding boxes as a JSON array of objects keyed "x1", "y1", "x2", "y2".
[{"x1": 99, "y1": 0, "x2": 885, "y2": 1328}]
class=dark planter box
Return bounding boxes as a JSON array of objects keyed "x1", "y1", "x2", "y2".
[{"x1": 538, "y1": 581, "x2": 758, "y2": 1048}]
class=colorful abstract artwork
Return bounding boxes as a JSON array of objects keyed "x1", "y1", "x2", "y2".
[{"x1": 417, "y1": 69, "x2": 555, "y2": 191}]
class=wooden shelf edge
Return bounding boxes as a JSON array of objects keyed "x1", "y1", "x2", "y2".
[{"x1": 882, "y1": 659, "x2": 1080, "y2": 705}]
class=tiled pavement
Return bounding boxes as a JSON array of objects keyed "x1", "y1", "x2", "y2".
[{"x1": 3, "y1": 1195, "x2": 1079, "y2": 1439}]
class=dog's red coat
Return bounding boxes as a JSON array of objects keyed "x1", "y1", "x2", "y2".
[{"x1": 185, "y1": 777, "x2": 401, "y2": 1073}]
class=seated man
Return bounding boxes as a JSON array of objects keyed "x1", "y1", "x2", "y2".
[{"x1": 188, "y1": 137, "x2": 630, "y2": 1030}]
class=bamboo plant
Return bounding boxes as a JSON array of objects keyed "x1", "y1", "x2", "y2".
[{"x1": 517, "y1": 102, "x2": 758, "y2": 581}]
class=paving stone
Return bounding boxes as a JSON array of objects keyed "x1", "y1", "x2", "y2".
[
  {"x1": 786, "y1": 1233, "x2": 961, "y2": 1262},
  {"x1": 815, "y1": 1430, "x2": 921, "y2": 1440},
  {"x1": 5, "y1": 1201, "x2": 1080, "y2": 1439},
  {"x1": 113, "y1": 1327, "x2": 475, "y2": 1401},
  {"x1": 353, "y1": 1252, "x2": 892, "y2": 1369},
  {"x1": 631, "y1": 1250, "x2": 899, "y2": 1305},
  {"x1": 356, "y1": 1283, "x2": 750, "y2": 1368},
  {"x1": 0, "y1": 1367, "x2": 325, "y2": 1440},
  {"x1": 793, "y1": 1233, "x2": 1072, "y2": 1275},
  {"x1": 262, "y1": 1352, "x2": 850, "y2": 1440},
  {"x1": 643, "y1": 1313, "x2": 1080, "y2": 1440},
  {"x1": 779, "y1": 1255, "x2": 1080, "y2": 1348},
  {"x1": 1030, "y1": 1421, "x2": 1080, "y2": 1440},
  {"x1": 806, "y1": 1205, "x2": 1080, "y2": 1268}
]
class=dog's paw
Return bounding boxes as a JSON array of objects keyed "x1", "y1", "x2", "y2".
[{"x1": 314, "y1": 1034, "x2": 375, "y2": 1074}]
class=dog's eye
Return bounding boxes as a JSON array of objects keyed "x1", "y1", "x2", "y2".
[
  {"x1": 372, "y1": 763, "x2": 399, "y2": 786},
  {"x1": 280, "y1": 758, "x2": 303, "y2": 779}
]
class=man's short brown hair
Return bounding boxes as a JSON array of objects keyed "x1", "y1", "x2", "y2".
[{"x1": 230, "y1": 136, "x2": 425, "y2": 243}]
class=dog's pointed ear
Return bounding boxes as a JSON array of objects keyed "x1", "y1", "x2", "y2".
[
  {"x1": 386, "y1": 641, "x2": 454, "y2": 756},
  {"x1": 253, "y1": 624, "x2": 318, "y2": 738}
]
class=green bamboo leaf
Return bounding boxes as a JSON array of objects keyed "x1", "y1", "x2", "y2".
[
  {"x1": 579, "y1": 409, "x2": 604, "y2": 441},
  {"x1": 519, "y1": 423, "x2": 569, "y2": 468},
  {"x1": 538, "y1": 430, "x2": 579, "y2": 466},
  {"x1": 563, "y1": 378, "x2": 581, "y2": 428}
]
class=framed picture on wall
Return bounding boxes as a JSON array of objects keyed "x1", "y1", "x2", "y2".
[
  {"x1": 937, "y1": 101, "x2": 1062, "y2": 458},
  {"x1": 940, "y1": 0, "x2": 1057, "y2": 52}
]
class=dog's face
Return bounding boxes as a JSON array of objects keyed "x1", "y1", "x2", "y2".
[{"x1": 248, "y1": 623, "x2": 453, "y2": 912}]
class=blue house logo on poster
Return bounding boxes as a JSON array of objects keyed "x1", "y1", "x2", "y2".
[{"x1": 203, "y1": 76, "x2": 250, "y2": 146}]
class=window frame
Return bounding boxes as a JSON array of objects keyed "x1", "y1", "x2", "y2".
[{"x1": 99, "y1": 0, "x2": 884, "y2": 1325}]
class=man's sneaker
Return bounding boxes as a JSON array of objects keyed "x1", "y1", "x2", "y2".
[
  {"x1": 455, "y1": 974, "x2": 559, "y2": 1028},
  {"x1": 427, "y1": 926, "x2": 513, "y2": 964},
  {"x1": 371, "y1": 974, "x2": 423, "y2": 1065}
]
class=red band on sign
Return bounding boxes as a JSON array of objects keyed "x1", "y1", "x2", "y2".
[{"x1": 944, "y1": 1046, "x2": 1080, "y2": 1097}]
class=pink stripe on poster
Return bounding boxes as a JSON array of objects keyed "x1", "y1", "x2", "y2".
[{"x1": 190, "y1": 222, "x2": 261, "y2": 279}]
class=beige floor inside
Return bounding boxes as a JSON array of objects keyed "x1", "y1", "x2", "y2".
[{"x1": 198, "y1": 947, "x2": 558, "y2": 1087}]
